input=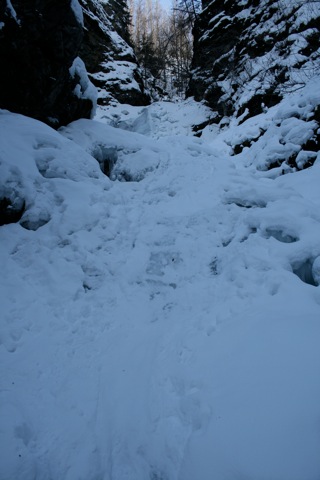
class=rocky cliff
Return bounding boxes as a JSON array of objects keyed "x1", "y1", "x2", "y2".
[
  {"x1": 0, "y1": 0, "x2": 149, "y2": 129},
  {"x1": 0, "y1": 0, "x2": 95, "y2": 128},
  {"x1": 79, "y1": 0, "x2": 150, "y2": 106},
  {"x1": 188, "y1": 0, "x2": 320, "y2": 122}
]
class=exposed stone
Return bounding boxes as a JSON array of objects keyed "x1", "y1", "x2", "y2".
[{"x1": 0, "y1": 0, "x2": 94, "y2": 128}]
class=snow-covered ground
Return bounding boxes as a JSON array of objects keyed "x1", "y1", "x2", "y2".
[{"x1": 1, "y1": 79, "x2": 320, "y2": 480}]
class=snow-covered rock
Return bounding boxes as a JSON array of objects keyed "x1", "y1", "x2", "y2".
[
  {"x1": 204, "y1": 76, "x2": 320, "y2": 172},
  {"x1": 188, "y1": 0, "x2": 320, "y2": 123}
]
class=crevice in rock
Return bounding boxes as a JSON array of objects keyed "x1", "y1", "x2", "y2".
[
  {"x1": 0, "y1": 197, "x2": 25, "y2": 226},
  {"x1": 90, "y1": 145, "x2": 118, "y2": 177},
  {"x1": 291, "y1": 258, "x2": 318, "y2": 287},
  {"x1": 226, "y1": 199, "x2": 267, "y2": 209}
]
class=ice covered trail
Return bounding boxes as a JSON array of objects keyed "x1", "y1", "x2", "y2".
[{"x1": 1, "y1": 89, "x2": 320, "y2": 480}]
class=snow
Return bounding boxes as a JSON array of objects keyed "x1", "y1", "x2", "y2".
[
  {"x1": 1, "y1": 77, "x2": 320, "y2": 480},
  {"x1": 91, "y1": 60, "x2": 141, "y2": 96},
  {"x1": 70, "y1": 0, "x2": 84, "y2": 26},
  {"x1": 69, "y1": 57, "x2": 98, "y2": 116},
  {"x1": 95, "y1": 98, "x2": 213, "y2": 139},
  {"x1": 5, "y1": 0, "x2": 20, "y2": 25},
  {"x1": 198, "y1": 0, "x2": 320, "y2": 119},
  {"x1": 79, "y1": 0, "x2": 144, "y2": 105}
]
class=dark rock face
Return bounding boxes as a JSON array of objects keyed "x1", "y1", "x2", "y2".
[
  {"x1": 80, "y1": 0, "x2": 150, "y2": 106},
  {"x1": 188, "y1": 0, "x2": 320, "y2": 122},
  {"x1": 0, "y1": 0, "x2": 94, "y2": 128}
]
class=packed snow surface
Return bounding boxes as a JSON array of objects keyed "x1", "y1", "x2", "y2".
[{"x1": 1, "y1": 79, "x2": 320, "y2": 480}]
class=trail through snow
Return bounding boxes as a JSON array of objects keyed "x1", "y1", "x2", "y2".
[{"x1": 1, "y1": 84, "x2": 320, "y2": 480}]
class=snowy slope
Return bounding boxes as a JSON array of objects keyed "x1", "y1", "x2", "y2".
[{"x1": 1, "y1": 78, "x2": 320, "y2": 480}]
